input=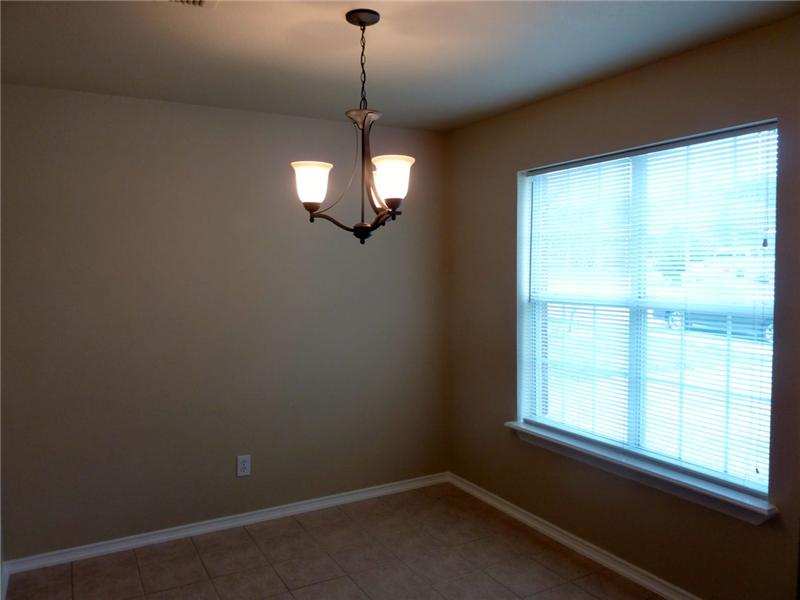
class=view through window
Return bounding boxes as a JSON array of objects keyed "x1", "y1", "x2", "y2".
[{"x1": 518, "y1": 125, "x2": 778, "y2": 493}]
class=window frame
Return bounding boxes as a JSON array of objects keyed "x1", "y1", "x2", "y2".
[{"x1": 511, "y1": 121, "x2": 779, "y2": 523}]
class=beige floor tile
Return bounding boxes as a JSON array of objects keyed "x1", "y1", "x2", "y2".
[
  {"x1": 6, "y1": 583, "x2": 73, "y2": 600},
  {"x1": 471, "y1": 510, "x2": 520, "y2": 533},
  {"x1": 309, "y1": 521, "x2": 372, "y2": 551},
  {"x1": 441, "y1": 491, "x2": 485, "y2": 506},
  {"x1": 438, "y1": 498, "x2": 487, "y2": 521},
  {"x1": 199, "y1": 543, "x2": 268, "y2": 578},
  {"x1": 485, "y1": 555, "x2": 564, "y2": 597},
  {"x1": 425, "y1": 516, "x2": 491, "y2": 546},
  {"x1": 272, "y1": 551, "x2": 344, "y2": 589},
  {"x1": 341, "y1": 497, "x2": 393, "y2": 521},
  {"x1": 527, "y1": 582, "x2": 600, "y2": 600},
  {"x1": 329, "y1": 540, "x2": 397, "y2": 574},
  {"x1": 73, "y1": 550, "x2": 143, "y2": 600},
  {"x1": 212, "y1": 565, "x2": 287, "y2": 599},
  {"x1": 376, "y1": 528, "x2": 445, "y2": 559},
  {"x1": 139, "y1": 553, "x2": 208, "y2": 593},
  {"x1": 416, "y1": 502, "x2": 463, "y2": 524},
  {"x1": 7, "y1": 563, "x2": 71, "y2": 598},
  {"x1": 403, "y1": 496, "x2": 447, "y2": 517},
  {"x1": 480, "y1": 514, "x2": 534, "y2": 540},
  {"x1": 403, "y1": 547, "x2": 476, "y2": 584},
  {"x1": 193, "y1": 528, "x2": 253, "y2": 555},
  {"x1": 417, "y1": 509, "x2": 463, "y2": 533},
  {"x1": 246, "y1": 517, "x2": 303, "y2": 542},
  {"x1": 472, "y1": 503, "x2": 513, "y2": 518},
  {"x1": 529, "y1": 545, "x2": 600, "y2": 581},
  {"x1": 381, "y1": 489, "x2": 433, "y2": 511},
  {"x1": 362, "y1": 509, "x2": 419, "y2": 537},
  {"x1": 73, "y1": 550, "x2": 136, "y2": 576},
  {"x1": 290, "y1": 576, "x2": 369, "y2": 600},
  {"x1": 257, "y1": 531, "x2": 322, "y2": 564},
  {"x1": 456, "y1": 535, "x2": 524, "y2": 569},
  {"x1": 146, "y1": 580, "x2": 219, "y2": 600},
  {"x1": 351, "y1": 560, "x2": 443, "y2": 600},
  {"x1": 295, "y1": 507, "x2": 350, "y2": 530},
  {"x1": 508, "y1": 530, "x2": 559, "y2": 557},
  {"x1": 434, "y1": 570, "x2": 519, "y2": 600},
  {"x1": 136, "y1": 538, "x2": 197, "y2": 566},
  {"x1": 419, "y1": 484, "x2": 465, "y2": 500},
  {"x1": 573, "y1": 569, "x2": 652, "y2": 600}
]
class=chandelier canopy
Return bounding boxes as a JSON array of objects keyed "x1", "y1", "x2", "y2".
[{"x1": 290, "y1": 8, "x2": 415, "y2": 244}]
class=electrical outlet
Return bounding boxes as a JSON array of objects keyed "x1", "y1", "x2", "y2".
[{"x1": 236, "y1": 454, "x2": 251, "y2": 477}]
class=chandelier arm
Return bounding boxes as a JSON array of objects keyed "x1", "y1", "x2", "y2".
[
  {"x1": 310, "y1": 212, "x2": 356, "y2": 233},
  {"x1": 360, "y1": 124, "x2": 366, "y2": 223},
  {"x1": 367, "y1": 209, "x2": 394, "y2": 231},
  {"x1": 367, "y1": 173, "x2": 385, "y2": 213},
  {"x1": 362, "y1": 119, "x2": 385, "y2": 215},
  {"x1": 315, "y1": 123, "x2": 360, "y2": 216}
]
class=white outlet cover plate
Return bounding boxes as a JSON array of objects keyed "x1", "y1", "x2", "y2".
[{"x1": 237, "y1": 454, "x2": 251, "y2": 477}]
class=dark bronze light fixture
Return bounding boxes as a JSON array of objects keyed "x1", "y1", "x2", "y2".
[{"x1": 290, "y1": 8, "x2": 415, "y2": 244}]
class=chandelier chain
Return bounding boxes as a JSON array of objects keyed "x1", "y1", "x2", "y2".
[{"x1": 359, "y1": 25, "x2": 368, "y2": 110}]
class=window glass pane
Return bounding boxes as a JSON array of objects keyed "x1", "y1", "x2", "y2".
[
  {"x1": 535, "y1": 303, "x2": 629, "y2": 443},
  {"x1": 641, "y1": 313, "x2": 772, "y2": 489},
  {"x1": 519, "y1": 126, "x2": 778, "y2": 493},
  {"x1": 530, "y1": 159, "x2": 631, "y2": 303}
]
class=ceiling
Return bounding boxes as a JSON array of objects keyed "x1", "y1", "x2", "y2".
[{"x1": 2, "y1": 1, "x2": 798, "y2": 130}]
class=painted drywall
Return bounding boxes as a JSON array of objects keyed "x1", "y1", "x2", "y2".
[
  {"x1": 1, "y1": 85, "x2": 449, "y2": 558},
  {"x1": 447, "y1": 15, "x2": 800, "y2": 600}
]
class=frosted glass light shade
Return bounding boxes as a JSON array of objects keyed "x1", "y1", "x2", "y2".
[
  {"x1": 290, "y1": 161, "x2": 333, "y2": 204},
  {"x1": 372, "y1": 155, "x2": 415, "y2": 203}
]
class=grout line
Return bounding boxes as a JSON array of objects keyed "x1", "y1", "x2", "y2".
[
  {"x1": 341, "y1": 574, "x2": 371, "y2": 600},
  {"x1": 131, "y1": 547, "x2": 146, "y2": 597},
  {"x1": 478, "y1": 567, "x2": 524, "y2": 599},
  {"x1": 290, "y1": 560, "x2": 347, "y2": 593},
  {"x1": 188, "y1": 536, "x2": 214, "y2": 585},
  {"x1": 239, "y1": 524, "x2": 294, "y2": 594},
  {"x1": 571, "y1": 573, "x2": 612, "y2": 600}
]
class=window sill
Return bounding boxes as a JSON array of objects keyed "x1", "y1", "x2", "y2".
[{"x1": 505, "y1": 421, "x2": 777, "y2": 525}]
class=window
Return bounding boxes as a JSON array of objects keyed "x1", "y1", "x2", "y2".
[{"x1": 516, "y1": 124, "x2": 778, "y2": 507}]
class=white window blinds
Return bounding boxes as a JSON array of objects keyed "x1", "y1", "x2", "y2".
[{"x1": 518, "y1": 126, "x2": 778, "y2": 494}]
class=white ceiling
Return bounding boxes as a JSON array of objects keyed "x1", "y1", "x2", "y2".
[{"x1": 2, "y1": 1, "x2": 798, "y2": 130}]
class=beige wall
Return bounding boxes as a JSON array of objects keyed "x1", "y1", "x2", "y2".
[
  {"x1": 447, "y1": 15, "x2": 800, "y2": 600},
  {"x1": 1, "y1": 85, "x2": 449, "y2": 558}
]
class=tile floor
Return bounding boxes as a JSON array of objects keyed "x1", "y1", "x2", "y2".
[{"x1": 7, "y1": 483, "x2": 661, "y2": 600}]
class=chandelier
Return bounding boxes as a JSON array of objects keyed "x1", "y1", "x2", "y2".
[{"x1": 290, "y1": 9, "x2": 415, "y2": 244}]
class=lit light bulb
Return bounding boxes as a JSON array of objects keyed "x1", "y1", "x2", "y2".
[
  {"x1": 290, "y1": 161, "x2": 333, "y2": 211},
  {"x1": 372, "y1": 155, "x2": 415, "y2": 210}
]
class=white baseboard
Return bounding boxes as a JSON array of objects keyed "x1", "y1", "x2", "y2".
[
  {"x1": 446, "y1": 473, "x2": 700, "y2": 600},
  {"x1": 2, "y1": 471, "x2": 698, "y2": 600},
  {"x1": 1, "y1": 472, "x2": 449, "y2": 598}
]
